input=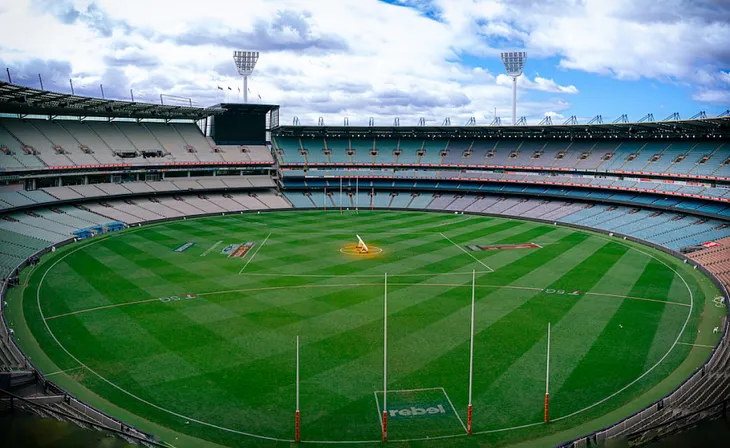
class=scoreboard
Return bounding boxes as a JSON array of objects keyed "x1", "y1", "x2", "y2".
[{"x1": 210, "y1": 103, "x2": 279, "y2": 145}]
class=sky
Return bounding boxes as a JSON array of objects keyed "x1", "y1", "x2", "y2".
[{"x1": 0, "y1": 0, "x2": 728, "y2": 126}]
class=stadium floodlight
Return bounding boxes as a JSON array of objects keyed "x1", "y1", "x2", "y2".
[
  {"x1": 501, "y1": 51, "x2": 527, "y2": 126},
  {"x1": 233, "y1": 50, "x2": 259, "y2": 103}
]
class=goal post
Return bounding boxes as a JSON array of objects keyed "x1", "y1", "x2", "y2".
[
  {"x1": 356, "y1": 235, "x2": 369, "y2": 254},
  {"x1": 296, "y1": 335, "x2": 301, "y2": 442},
  {"x1": 383, "y1": 272, "x2": 388, "y2": 442},
  {"x1": 544, "y1": 322, "x2": 551, "y2": 423},
  {"x1": 467, "y1": 269, "x2": 475, "y2": 434}
]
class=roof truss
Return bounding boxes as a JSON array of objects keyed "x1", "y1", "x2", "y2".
[{"x1": 0, "y1": 81, "x2": 223, "y2": 120}]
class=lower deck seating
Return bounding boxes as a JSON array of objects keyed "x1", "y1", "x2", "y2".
[
  {"x1": 0, "y1": 176, "x2": 277, "y2": 214},
  {"x1": 282, "y1": 189, "x2": 730, "y2": 251},
  {"x1": 689, "y1": 237, "x2": 730, "y2": 285}
]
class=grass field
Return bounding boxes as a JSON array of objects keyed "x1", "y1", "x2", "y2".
[{"x1": 7, "y1": 210, "x2": 726, "y2": 447}]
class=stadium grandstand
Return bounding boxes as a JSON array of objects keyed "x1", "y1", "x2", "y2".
[{"x1": 1, "y1": 78, "x2": 729, "y2": 448}]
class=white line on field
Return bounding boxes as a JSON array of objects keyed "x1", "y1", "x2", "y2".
[
  {"x1": 200, "y1": 240, "x2": 223, "y2": 257},
  {"x1": 196, "y1": 283, "x2": 535, "y2": 298},
  {"x1": 240, "y1": 271, "x2": 494, "y2": 278},
  {"x1": 432, "y1": 217, "x2": 472, "y2": 227},
  {"x1": 440, "y1": 387, "x2": 468, "y2": 434},
  {"x1": 44, "y1": 282, "x2": 541, "y2": 320},
  {"x1": 374, "y1": 392, "x2": 384, "y2": 431},
  {"x1": 37, "y1": 239, "x2": 296, "y2": 443},
  {"x1": 45, "y1": 298, "x2": 161, "y2": 320},
  {"x1": 372, "y1": 387, "x2": 468, "y2": 435},
  {"x1": 583, "y1": 292, "x2": 690, "y2": 308},
  {"x1": 43, "y1": 366, "x2": 85, "y2": 377},
  {"x1": 550, "y1": 235, "x2": 694, "y2": 423},
  {"x1": 439, "y1": 232, "x2": 494, "y2": 272},
  {"x1": 43, "y1": 281, "x2": 684, "y2": 321},
  {"x1": 374, "y1": 387, "x2": 443, "y2": 394},
  {"x1": 678, "y1": 342, "x2": 716, "y2": 349},
  {"x1": 31, "y1": 214, "x2": 698, "y2": 445},
  {"x1": 238, "y1": 233, "x2": 271, "y2": 274}
]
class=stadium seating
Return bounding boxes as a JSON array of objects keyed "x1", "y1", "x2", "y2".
[
  {"x1": 270, "y1": 135, "x2": 730, "y2": 184},
  {"x1": 0, "y1": 176, "x2": 277, "y2": 214},
  {"x1": 0, "y1": 118, "x2": 273, "y2": 169},
  {"x1": 4, "y1": 85, "x2": 730, "y2": 448},
  {"x1": 2, "y1": 116, "x2": 728, "y2": 312},
  {"x1": 276, "y1": 168, "x2": 730, "y2": 210}
]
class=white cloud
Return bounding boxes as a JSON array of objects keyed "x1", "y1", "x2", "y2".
[
  {"x1": 437, "y1": 0, "x2": 730, "y2": 92},
  {"x1": 2, "y1": 0, "x2": 724, "y2": 124},
  {"x1": 692, "y1": 89, "x2": 730, "y2": 105},
  {"x1": 2, "y1": 0, "x2": 577, "y2": 125},
  {"x1": 496, "y1": 74, "x2": 578, "y2": 94}
]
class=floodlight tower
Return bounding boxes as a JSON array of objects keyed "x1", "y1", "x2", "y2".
[
  {"x1": 501, "y1": 51, "x2": 527, "y2": 126},
  {"x1": 233, "y1": 50, "x2": 259, "y2": 103}
]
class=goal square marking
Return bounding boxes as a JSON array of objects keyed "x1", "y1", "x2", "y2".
[{"x1": 374, "y1": 387, "x2": 467, "y2": 439}]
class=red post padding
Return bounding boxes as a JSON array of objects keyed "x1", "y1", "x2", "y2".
[
  {"x1": 296, "y1": 410, "x2": 300, "y2": 442},
  {"x1": 467, "y1": 404, "x2": 473, "y2": 434},
  {"x1": 382, "y1": 411, "x2": 388, "y2": 442},
  {"x1": 544, "y1": 393, "x2": 549, "y2": 423}
]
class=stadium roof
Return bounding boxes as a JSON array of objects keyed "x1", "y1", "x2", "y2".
[
  {"x1": 274, "y1": 115, "x2": 730, "y2": 139},
  {"x1": 0, "y1": 82, "x2": 223, "y2": 120}
]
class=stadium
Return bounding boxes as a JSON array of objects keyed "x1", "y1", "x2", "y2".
[{"x1": 0, "y1": 6, "x2": 729, "y2": 447}]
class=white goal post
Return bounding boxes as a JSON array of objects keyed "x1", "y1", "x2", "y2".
[{"x1": 356, "y1": 235, "x2": 369, "y2": 253}]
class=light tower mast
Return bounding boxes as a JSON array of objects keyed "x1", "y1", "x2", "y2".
[
  {"x1": 501, "y1": 51, "x2": 527, "y2": 126},
  {"x1": 233, "y1": 50, "x2": 259, "y2": 103}
]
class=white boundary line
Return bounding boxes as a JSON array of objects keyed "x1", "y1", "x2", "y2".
[
  {"x1": 27, "y1": 214, "x2": 701, "y2": 445},
  {"x1": 44, "y1": 365, "x2": 85, "y2": 377},
  {"x1": 678, "y1": 342, "x2": 715, "y2": 349},
  {"x1": 45, "y1": 297, "x2": 161, "y2": 320},
  {"x1": 439, "y1": 232, "x2": 495, "y2": 272},
  {"x1": 472, "y1": 420, "x2": 546, "y2": 435},
  {"x1": 238, "y1": 233, "x2": 271, "y2": 274},
  {"x1": 35, "y1": 238, "x2": 296, "y2": 443},
  {"x1": 549, "y1": 235, "x2": 694, "y2": 423}
]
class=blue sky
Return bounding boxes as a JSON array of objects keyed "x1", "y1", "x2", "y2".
[{"x1": 0, "y1": 0, "x2": 728, "y2": 126}]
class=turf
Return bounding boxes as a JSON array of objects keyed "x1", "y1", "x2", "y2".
[{"x1": 9, "y1": 210, "x2": 725, "y2": 447}]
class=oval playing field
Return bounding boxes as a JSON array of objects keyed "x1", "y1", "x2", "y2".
[{"x1": 13, "y1": 210, "x2": 724, "y2": 447}]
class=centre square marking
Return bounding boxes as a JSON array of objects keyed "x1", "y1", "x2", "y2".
[{"x1": 374, "y1": 387, "x2": 468, "y2": 438}]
